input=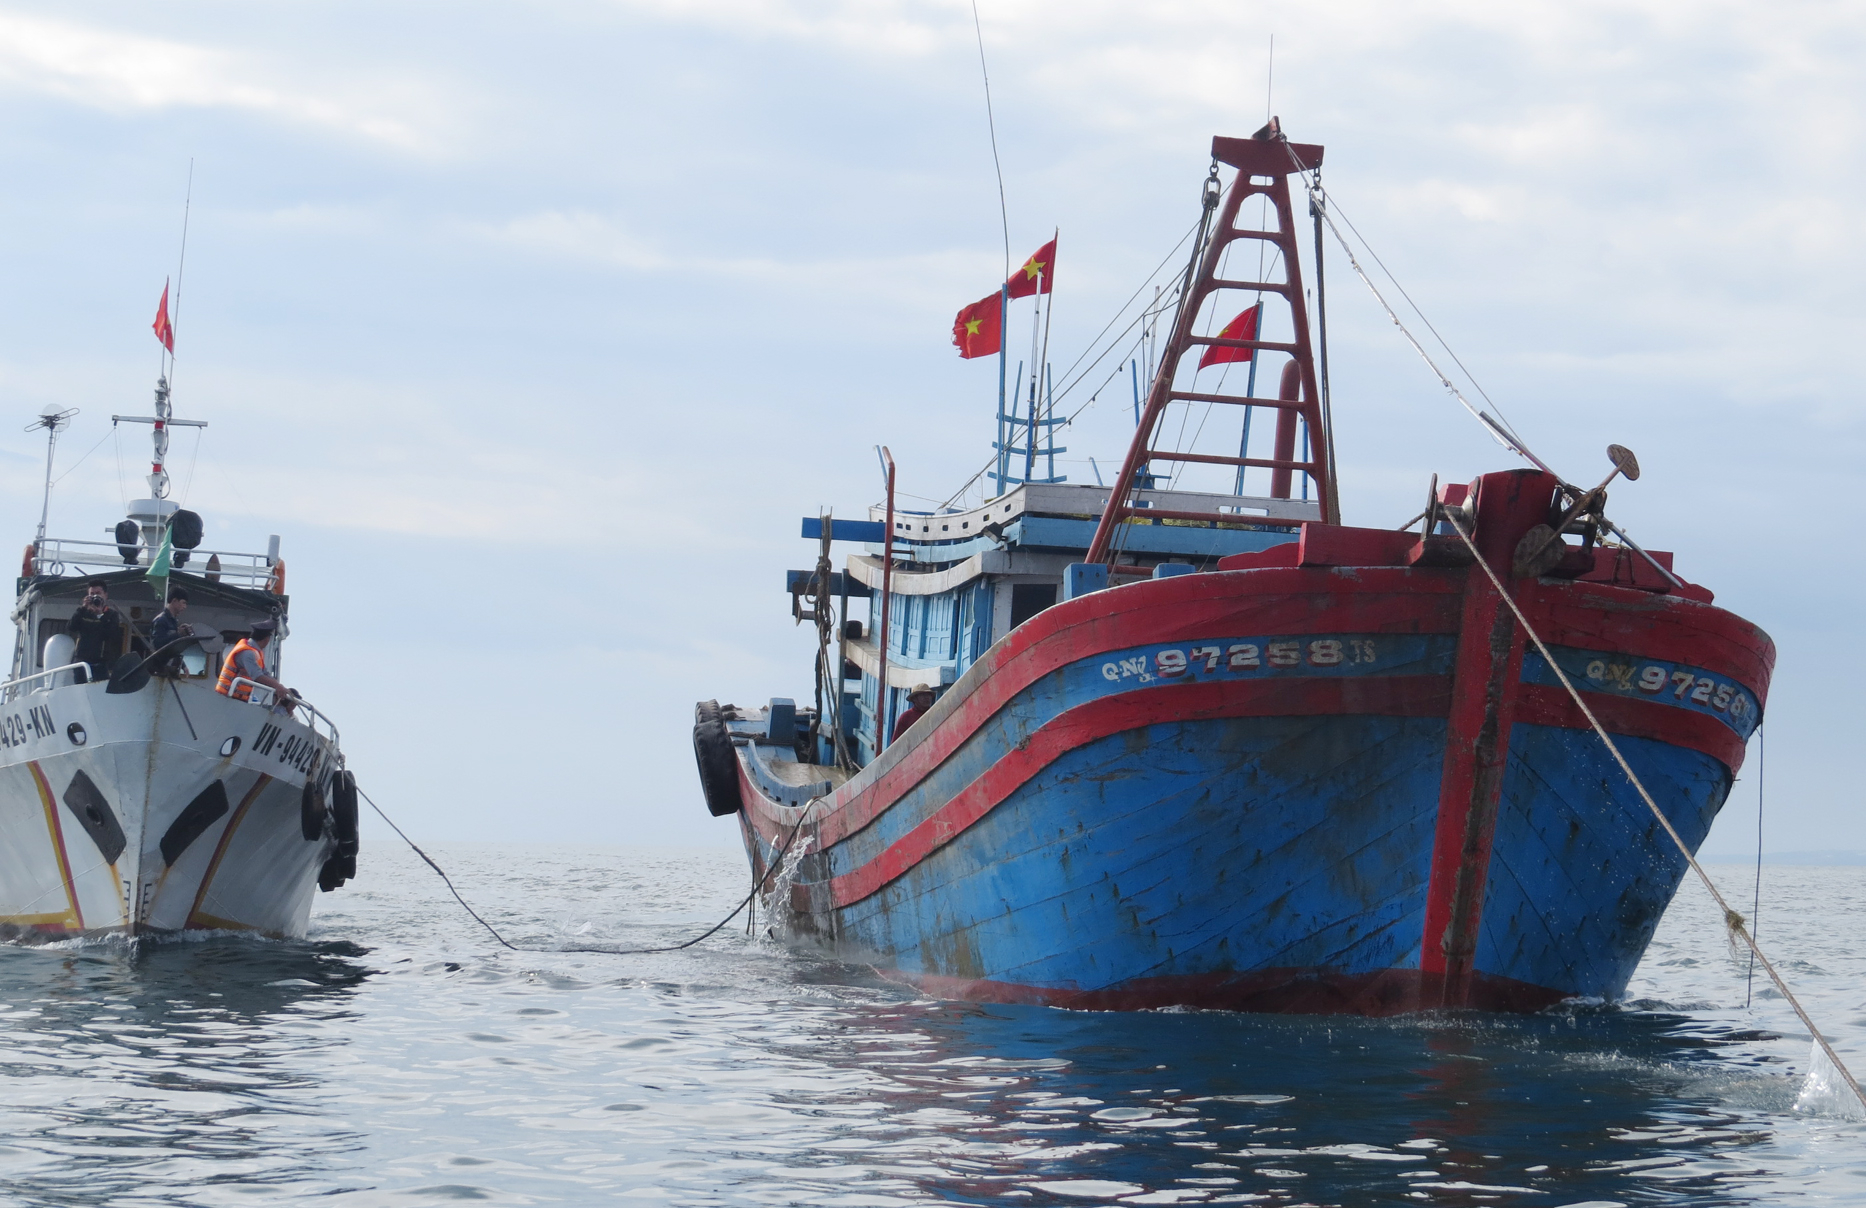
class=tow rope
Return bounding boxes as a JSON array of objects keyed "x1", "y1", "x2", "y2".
[
  {"x1": 1443, "y1": 513, "x2": 1866, "y2": 1114},
  {"x1": 359, "y1": 786, "x2": 815, "y2": 958}
]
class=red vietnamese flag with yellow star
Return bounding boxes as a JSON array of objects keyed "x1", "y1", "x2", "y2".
[
  {"x1": 1005, "y1": 238, "x2": 1056, "y2": 299},
  {"x1": 952, "y1": 293, "x2": 1002, "y2": 359},
  {"x1": 152, "y1": 281, "x2": 175, "y2": 353},
  {"x1": 1197, "y1": 302, "x2": 1261, "y2": 369}
]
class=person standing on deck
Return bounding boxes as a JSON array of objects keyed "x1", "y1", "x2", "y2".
[
  {"x1": 67, "y1": 580, "x2": 141, "y2": 681},
  {"x1": 149, "y1": 588, "x2": 195, "y2": 650},
  {"x1": 217, "y1": 620, "x2": 296, "y2": 715},
  {"x1": 149, "y1": 589, "x2": 196, "y2": 675},
  {"x1": 891, "y1": 684, "x2": 937, "y2": 743}
]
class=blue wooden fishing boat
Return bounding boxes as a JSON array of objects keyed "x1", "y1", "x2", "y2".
[{"x1": 693, "y1": 125, "x2": 1774, "y2": 1014}]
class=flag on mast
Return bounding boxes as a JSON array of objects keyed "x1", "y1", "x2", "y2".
[
  {"x1": 1198, "y1": 302, "x2": 1261, "y2": 368},
  {"x1": 152, "y1": 281, "x2": 175, "y2": 353},
  {"x1": 1005, "y1": 239, "x2": 1056, "y2": 299},
  {"x1": 952, "y1": 293, "x2": 1003, "y2": 359},
  {"x1": 145, "y1": 523, "x2": 173, "y2": 605}
]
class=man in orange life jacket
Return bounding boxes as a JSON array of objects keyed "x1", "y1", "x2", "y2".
[{"x1": 216, "y1": 620, "x2": 296, "y2": 715}]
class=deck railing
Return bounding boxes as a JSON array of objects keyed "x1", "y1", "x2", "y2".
[
  {"x1": 226, "y1": 679, "x2": 341, "y2": 748},
  {"x1": 28, "y1": 537, "x2": 273, "y2": 586},
  {"x1": 0, "y1": 662, "x2": 90, "y2": 703}
]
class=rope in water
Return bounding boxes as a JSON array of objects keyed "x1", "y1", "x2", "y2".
[
  {"x1": 357, "y1": 786, "x2": 815, "y2": 958},
  {"x1": 1442, "y1": 514, "x2": 1866, "y2": 1113}
]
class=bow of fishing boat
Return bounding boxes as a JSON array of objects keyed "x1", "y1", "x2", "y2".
[{"x1": 692, "y1": 123, "x2": 1774, "y2": 1014}]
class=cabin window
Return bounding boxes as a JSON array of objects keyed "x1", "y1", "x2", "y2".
[{"x1": 1009, "y1": 583, "x2": 1058, "y2": 630}]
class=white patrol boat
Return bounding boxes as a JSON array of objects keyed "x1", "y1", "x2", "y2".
[{"x1": 0, "y1": 379, "x2": 356, "y2": 941}]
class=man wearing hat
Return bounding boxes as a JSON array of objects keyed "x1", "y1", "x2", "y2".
[
  {"x1": 891, "y1": 683, "x2": 937, "y2": 743},
  {"x1": 215, "y1": 619, "x2": 297, "y2": 715}
]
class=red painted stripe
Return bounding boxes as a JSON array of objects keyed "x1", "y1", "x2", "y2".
[
  {"x1": 744, "y1": 570, "x2": 1466, "y2": 841},
  {"x1": 1513, "y1": 683, "x2": 1748, "y2": 771},
  {"x1": 1419, "y1": 579, "x2": 1525, "y2": 994},
  {"x1": 819, "y1": 674, "x2": 1453, "y2": 908},
  {"x1": 740, "y1": 567, "x2": 1772, "y2": 938},
  {"x1": 1517, "y1": 579, "x2": 1775, "y2": 700}
]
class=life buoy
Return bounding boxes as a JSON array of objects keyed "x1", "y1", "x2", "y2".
[
  {"x1": 266, "y1": 559, "x2": 286, "y2": 596},
  {"x1": 693, "y1": 717, "x2": 743, "y2": 817}
]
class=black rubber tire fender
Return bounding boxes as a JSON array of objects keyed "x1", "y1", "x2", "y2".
[
  {"x1": 300, "y1": 776, "x2": 328, "y2": 841},
  {"x1": 332, "y1": 770, "x2": 360, "y2": 855},
  {"x1": 693, "y1": 718, "x2": 743, "y2": 817}
]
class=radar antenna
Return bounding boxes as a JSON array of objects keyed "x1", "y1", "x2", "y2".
[{"x1": 25, "y1": 404, "x2": 78, "y2": 554}]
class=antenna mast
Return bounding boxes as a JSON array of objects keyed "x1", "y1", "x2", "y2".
[{"x1": 26, "y1": 405, "x2": 78, "y2": 555}]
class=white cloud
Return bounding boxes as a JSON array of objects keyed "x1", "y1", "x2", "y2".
[
  {"x1": 606, "y1": 0, "x2": 955, "y2": 54},
  {"x1": 5, "y1": 0, "x2": 1866, "y2": 849},
  {"x1": 0, "y1": 10, "x2": 453, "y2": 152},
  {"x1": 463, "y1": 208, "x2": 998, "y2": 303}
]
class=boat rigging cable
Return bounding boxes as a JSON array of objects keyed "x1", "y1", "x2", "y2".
[
  {"x1": 358, "y1": 786, "x2": 817, "y2": 957},
  {"x1": 1748, "y1": 726, "x2": 1766, "y2": 1008},
  {"x1": 163, "y1": 161, "x2": 194, "y2": 389},
  {"x1": 939, "y1": 218, "x2": 1201, "y2": 508},
  {"x1": 969, "y1": 0, "x2": 1011, "y2": 281},
  {"x1": 1275, "y1": 138, "x2": 1683, "y2": 587},
  {"x1": 1285, "y1": 135, "x2": 1853, "y2": 1097},
  {"x1": 1276, "y1": 142, "x2": 1537, "y2": 466},
  {"x1": 1440, "y1": 512, "x2": 1866, "y2": 1115}
]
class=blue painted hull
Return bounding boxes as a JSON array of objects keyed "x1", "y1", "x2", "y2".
[
  {"x1": 745, "y1": 708, "x2": 1734, "y2": 1013},
  {"x1": 728, "y1": 515, "x2": 1773, "y2": 1015}
]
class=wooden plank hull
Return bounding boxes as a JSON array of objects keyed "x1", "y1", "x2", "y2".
[{"x1": 734, "y1": 525, "x2": 1772, "y2": 1015}]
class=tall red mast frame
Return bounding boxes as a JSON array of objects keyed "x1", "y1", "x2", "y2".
[{"x1": 1085, "y1": 130, "x2": 1335, "y2": 567}]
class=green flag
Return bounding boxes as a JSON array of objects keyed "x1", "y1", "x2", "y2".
[{"x1": 146, "y1": 524, "x2": 173, "y2": 601}]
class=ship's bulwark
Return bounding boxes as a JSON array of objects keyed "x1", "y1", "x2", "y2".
[
  {"x1": 733, "y1": 540, "x2": 1770, "y2": 1015},
  {"x1": 0, "y1": 680, "x2": 336, "y2": 940}
]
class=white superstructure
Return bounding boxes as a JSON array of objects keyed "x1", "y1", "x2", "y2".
[{"x1": 1, "y1": 380, "x2": 353, "y2": 941}]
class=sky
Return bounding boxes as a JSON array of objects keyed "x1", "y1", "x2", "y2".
[{"x1": 0, "y1": 1, "x2": 1861, "y2": 860}]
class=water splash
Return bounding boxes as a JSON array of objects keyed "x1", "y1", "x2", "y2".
[{"x1": 1794, "y1": 1038, "x2": 1866, "y2": 1119}]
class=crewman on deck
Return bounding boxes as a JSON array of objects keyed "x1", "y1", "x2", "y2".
[
  {"x1": 149, "y1": 588, "x2": 195, "y2": 650},
  {"x1": 216, "y1": 619, "x2": 296, "y2": 714},
  {"x1": 67, "y1": 579, "x2": 138, "y2": 682},
  {"x1": 148, "y1": 588, "x2": 197, "y2": 676},
  {"x1": 891, "y1": 683, "x2": 937, "y2": 743}
]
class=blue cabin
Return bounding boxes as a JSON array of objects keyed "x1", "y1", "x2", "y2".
[{"x1": 770, "y1": 480, "x2": 1322, "y2": 775}]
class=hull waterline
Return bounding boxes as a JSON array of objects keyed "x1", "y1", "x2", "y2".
[
  {"x1": 0, "y1": 678, "x2": 336, "y2": 941},
  {"x1": 728, "y1": 503, "x2": 1771, "y2": 1016}
]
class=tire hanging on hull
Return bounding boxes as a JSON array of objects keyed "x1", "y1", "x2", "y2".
[
  {"x1": 693, "y1": 701, "x2": 742, "y2": 817},
  {"x1": 319, "y1": 770, "x2": 360, "y2": 892},
  {"x1": 301, "y1": 773, "x2": 328, "y2": 841}
]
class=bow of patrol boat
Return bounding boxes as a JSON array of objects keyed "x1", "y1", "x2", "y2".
[{"x1": 2, "y1": 373, "x2": 359, "y2": 943}]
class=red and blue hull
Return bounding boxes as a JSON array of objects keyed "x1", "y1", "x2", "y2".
[{"x1": 735, "y1": 511, "x2": 1772, "y2": 1015}]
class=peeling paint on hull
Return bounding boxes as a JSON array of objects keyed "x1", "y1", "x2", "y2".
[{"x1": 734, "y1": 525, "x2": 1774, "y2": 1016}]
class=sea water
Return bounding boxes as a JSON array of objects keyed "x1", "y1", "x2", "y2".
[{"x1": 1, "y1": 845, "x2": 1861, "y2": 1206}]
